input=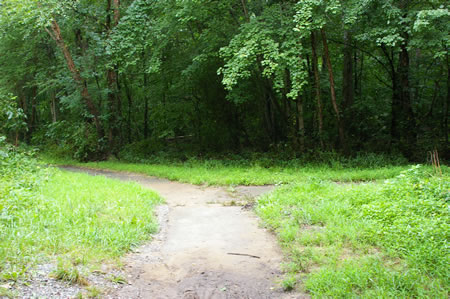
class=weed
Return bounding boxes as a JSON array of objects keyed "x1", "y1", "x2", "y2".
[
  {"x1": 108, "y1": 274, "x2": 127, "y2": 284},
  {"x1": 0, "y1": 285, "x2": 15, "y2": 298},
  {"x1": 85, "y1": 286, "x2": 102, "y2": 298},
  {"x1": 257, "y1": 166, "x2": 449, "y2": 297},
  {"x1": 51, "y1": 259, "x2": 89, "y2": 286},
  {"x1": 281, "y1": 274, "x2": 297, "y2": 291}
]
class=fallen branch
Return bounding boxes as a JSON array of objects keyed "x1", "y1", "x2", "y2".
[{"x1": 227, "y1": 253, "x2": 260, "y2": 259}]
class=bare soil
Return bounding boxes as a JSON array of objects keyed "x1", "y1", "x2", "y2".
[{"x1": 55, "y1": 167, "x2": 307, "y2": 298}]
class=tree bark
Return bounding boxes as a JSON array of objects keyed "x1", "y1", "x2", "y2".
[
  {"x1": 358, "y1": 51, "x2": 364, "y2": 97},
  {"x1": 444, "y1": 54, "x2": 449, "y2": 148},
  {"x1": 143, "y1": 70, "x2": 150, "y2": 139},
  {"x1": 47, "y1": 20, "x2": 104, "y2": 140},
  {"x1": 282, "y1": 69, "x2": 297, "y2": 147},
  {"x1": 106, "y1": 0, "x2": 122, "y2": 153},
  {"x1": 50, "y1": 91, "x2": 57, "y2": 123},
  {"x1": 342, "y1": 31, "x2": 354, "y2": 110},
  {"x1": 311, "y1": 31, "x2": 324, "y2": 148},
  {"x1": 240, "y1": 0, "x2": 249, "y2": 21},
  {"x1": 123, "y1": 75, "x2": 133, "y2": 144},
  {"x1": 113, "y1": 0, "x2": 120, "y2": 25},
  {"x1": 26, "y1": 86, "x2": 38, "y2": 142},
  {"x1": 296, "y1": 96, "x2": 305, "y2": 151},
  {"x1": 398, "y1": 34, "x2": 416, "y2": 151},
  {"x1": 321, "y1": 28, "x2": 346, "y2": 150}
]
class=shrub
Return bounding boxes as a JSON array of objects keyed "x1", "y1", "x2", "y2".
[
  {"x1": 0, "y1": 137, "x2": 46, "y2": 226},
  {"x1": 359, "y1": 165, "x2": 449, "y2": 279}
]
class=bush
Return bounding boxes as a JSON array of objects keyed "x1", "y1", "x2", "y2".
[
  {"x1": 256, "y1": 165, "x2": 449, "y2": 296},
  {"x1": 0, "y1": 137, "x2": 46, "y2": 225},
  {"x1": 34, "y1": 121, "x2": 102, "y2": 161},
  {"x1": 359, "y1": 165, "x2": 449, "y2": 279},
  {"x1": 0, "y1": 93, "x2": 27, "y2": 142}
]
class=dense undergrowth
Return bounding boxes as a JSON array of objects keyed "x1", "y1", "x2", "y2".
[
  {"x1": 0, "y1": 139, "x2": 162, "y2": 284},
  {"x1": 257, "y1": 165, "x2": 449, "y2": 297},
  {"x1": 42, "y1": 149, "x2": 412, "y2": 185}
]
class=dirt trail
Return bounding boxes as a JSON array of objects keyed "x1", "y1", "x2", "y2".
[{"x1": 61, "y1": 167, "x2": 304, "y2": 299}]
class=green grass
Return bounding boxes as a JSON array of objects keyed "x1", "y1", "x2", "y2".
[
  {"x1": 51, "y1": 258, "x2": 89, "y2": 286},
  {"x1": 256, "y1": 166, "x2": 449, "y2": 297},
  {"x1": 0, "y1": 168, "x2": 162, "y2": 281},
  {"x1": 42, "y1": 154, "x2": 410, "y2": 185},
  {"x1": 39, "y1": 151, "x2": 449, "y2": 297}
]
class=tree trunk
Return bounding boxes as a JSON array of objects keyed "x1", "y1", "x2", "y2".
[
  {"x1": 342, "y1": 31, "x2": 354, "y2": 110},
  {"x1": 386, "y1": 34, "x2": 415, "y2": 157},
  {"x1": 311, "y1": 31, "x2": 324, "y2": 148},
  {"x1": 321, "y1": 28, "x2": 346, "y2": 150},
  {"x1": 123, "y1": 75, "x2": 133, "y2": 144},
  {"x1": 143, "y1": 71, "x2": 150, "y2": 139},
  {"x1": 444, "y1": 54, "x2": 449, "y2": 150},
  {"x1": 296, "y1": 96, "x2": 305, "y2": 151},
  {"x1": 47, "y1": 20, "x2": 104, "y2": 140},
  {"x1": 107, "y1": 68, "x2": 120, "y2": 150},
  {"x1": 390, "y1": 67, "x2": 401, "y2": 142},
  {"x1": 50, "y1": 91, "x2": 57, "y2": 123},
  {"x1": 266, "y1": 80, "x2": 284, "y2": 142},
  {"x1": 398, "y1": 34, "x2": 415, "y2": 152},
  {"x1": 106, "y1": 0, "x2": 122, "y2": 153},
  {"x1": 381, "y1": 45, "x2": 401, "y2": 147},
  {"x1": 283, "y1": 69, "x2": 297, "y2": 147},
  {"x1": 359, "y1": 51, "x2": 364, "y2": 97},
  {"x1": 113, "y1": 0, "x2": 120, "y2": 25},
  {"x1": 26, "y1": 86, "x2": 38, "y2": 142},
  {"x1": 240, "y1": 0, "x2": 249, "y2": 20}
]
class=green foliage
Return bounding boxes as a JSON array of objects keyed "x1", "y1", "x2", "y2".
[
  {"x1": 219, "y1": 4, "x2": 308, "y2": 100},
  {"x1": 256, "y1": 166, "x2": 449, "y2": 296},
  {"x1": 1, "y1": 0, "x2": 448, "y2": 158},
  {"x1": 294, "y1": 0, "x2": 342, "y2": 33},
  {"x1": 359, "y1": 166, "x2": 449, "y2": 278},
  {"x1": 107, "y1": 274, "x2": 127, "y2": 285},
  {"x1": 41, "y1": 152, "x2": 411, "y2": 186},
  {"x1": 0, "y1": 148, "x2": 162, "y2": 281},
  {"x1": 305, "y1": 257, "x2": 445, "y2": 298},
  {"x1": 51, "y1": 259, "x2": 89, "y2": 286},
  {"x1": 0, "y1": 94, "x2": 27, "y2": 139},
  {"x1": 33, "y1": 121, "x2": 102, "y2": 161},
  {"x1": 0, "y1": 286, "x2": 15, "y2": 298},
  {"x1": 0, "y1": 138, "x2": 45, "y2": 226}
]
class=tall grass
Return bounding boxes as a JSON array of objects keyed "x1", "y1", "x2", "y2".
[
  {"x1": 1, "y1": 144, "x2": 162, "y2": 281},
  {"x1": 41, "y1": 151, "x2": 414, "y2": 185},
  {"x1": 256, "y1": 166, "x2": 449, "y2": 297}
]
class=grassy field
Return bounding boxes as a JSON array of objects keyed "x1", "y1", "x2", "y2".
[{"x1": 0, "y1": 155, "x2": 162, "y2": 284}]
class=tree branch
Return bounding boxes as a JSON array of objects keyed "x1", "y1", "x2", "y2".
[{"x1": 327, "y1": 37, "x2": 391, "y2": 76}]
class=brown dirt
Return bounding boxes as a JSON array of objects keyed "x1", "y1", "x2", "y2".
[{"x1": 60, "y1": 167, "x2": 308, "y2": 299}]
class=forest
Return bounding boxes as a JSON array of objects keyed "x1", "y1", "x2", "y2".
[
  {"x1": 0, "y1": 0, "x2": 448, "y2": 160},
  {"x1": 0, "y1": 0, "x2": 449, "y2": 298}
]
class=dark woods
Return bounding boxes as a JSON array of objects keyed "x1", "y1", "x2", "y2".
[{"x1": 0, "y1": 0, "x2": 448, "y2": 161}]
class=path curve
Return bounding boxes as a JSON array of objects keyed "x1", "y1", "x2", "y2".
[{"x1": 62, "y1": 167, "x2": 304, "y2": 299}]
